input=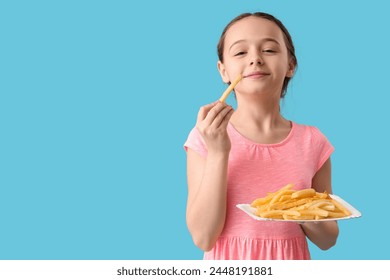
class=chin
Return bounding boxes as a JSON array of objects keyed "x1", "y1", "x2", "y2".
[{"x1": 238, "y1": 89, "x2": 269, "y2": 96}]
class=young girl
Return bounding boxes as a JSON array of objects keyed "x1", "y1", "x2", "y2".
[{"x1": 184, "y1": 12, "x2": 338, "y2": 260}]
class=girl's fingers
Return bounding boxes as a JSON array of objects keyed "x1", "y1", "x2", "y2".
[
  {"x1": 210, "y1": 105, "x2": 234, "y2": 128},
  {"x1": 202, "y1": 102, "x2": 230, "y2": 126},
  {"x1": 219, "y1": 106, "x2": 234, "y2": 129},
  {"x1": 197, "y1": 101, "x2": 219, "y2": 123}
]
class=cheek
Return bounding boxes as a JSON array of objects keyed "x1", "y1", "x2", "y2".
[
  {"x1": 225, "y1": 66, "x2": 244, "y2": 81},
  {"x1": 272, "y1": 59, "x2": 291, "y2": 76},
  {"x1": 225, "y1": 60, "x2": 241, "y2": 70}
]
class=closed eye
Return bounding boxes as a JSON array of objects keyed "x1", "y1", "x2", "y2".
[
  {"x1": 262, "y1": 49, "x2": 276, "y2": 53},
  {"x1": 234, "y1": 51, "x2": 246, "y2": 56}
]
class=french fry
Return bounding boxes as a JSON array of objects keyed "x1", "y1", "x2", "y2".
[
  {"x1": 290, "y1": 215, "x2": 315, "y2": 220},
  {"x1": 299, "y1": 209, "x2": 329, "y2": 217},
  {"x1": 251, "y1": 195, "x2": 273, "y2": 207},
  {"x1": 251, "y1": 184, "x2": 351, "y2": 221},
  {"x1": 270, "y1": 198, "x2": 313, "y2": 210},
  {"x1": 279, "y1": 194, "x2": 293, "y2": 202},
  {"x1": 269, "y1": 189, "x2": 294, "y2": 205},
  {"x1": 306, "y1": 200, "x2": 333, "y2": 210},
  {"x1": 258, "y1": 209, "x2": 301, "y2": 219},
  {"x1": 251, "y1": 184, "x2": 293, "y2": 207},
  {"x1": 322, "y1": 205, "x2": 336, "y2": 211},
  {"x1": 219, "y1": 74, "x2": 243, "y2": 102},
  {"x1": 331, "y1": 199, "x2": 351, "y2": 216},
  {"x1": 315, "y1": 192, "x2": 330, "y2": 199},
  {"x1": 327, "y1": 211, "x2": 348, "y2": 218},
  {"x1": 291, "y1": 188, "x2": 316, "y2": 199}
]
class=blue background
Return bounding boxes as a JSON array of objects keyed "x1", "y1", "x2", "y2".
[{"x1": 1, "y1": 0, "x2": 389, "y2": 259}]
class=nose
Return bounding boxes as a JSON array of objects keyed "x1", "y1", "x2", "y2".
[{"x1": 250, "y1": 55, "x2": 264, "y2": 66}]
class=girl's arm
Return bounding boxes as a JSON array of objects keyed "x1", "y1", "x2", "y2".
[
  {"x1": 186, "y1": 102, "x2": 234, "y2": 252},
  {"x1": 300, "y1": 158, "x2": 339, "y2": 250}
]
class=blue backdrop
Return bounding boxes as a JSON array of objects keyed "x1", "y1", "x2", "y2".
[{"x1": 1, "y1": 0, "x2": 389, "y2": 259}]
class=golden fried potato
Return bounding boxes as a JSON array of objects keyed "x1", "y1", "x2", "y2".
[{"x1": 251, "y1": 184, "x2": 351, "y2": 221}]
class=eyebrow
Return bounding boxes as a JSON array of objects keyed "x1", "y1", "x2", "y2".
[{"x1": 228, "y1": 38, "x2": 281, "y2": 51}]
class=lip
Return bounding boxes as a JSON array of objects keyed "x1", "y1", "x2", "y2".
[{"x1": 244, "y1": 71, "x2": 270, "y2": 78}]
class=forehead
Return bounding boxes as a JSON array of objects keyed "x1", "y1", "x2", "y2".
[{"x1": 224, "y1": 16, "x2": 285, "y2": 46}]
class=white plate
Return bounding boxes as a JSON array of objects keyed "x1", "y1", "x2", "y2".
[{"x1": 236, "y1": 194, "x2": 362, "y2": 222}]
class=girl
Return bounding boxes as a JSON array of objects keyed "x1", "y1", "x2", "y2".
[{"x1": 184, "y1": 12, "x2": 338, "y2": 260}]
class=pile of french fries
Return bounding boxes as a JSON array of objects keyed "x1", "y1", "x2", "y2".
[{"x1": 251, "y1": 184, "x2": 351, "y2": 221}]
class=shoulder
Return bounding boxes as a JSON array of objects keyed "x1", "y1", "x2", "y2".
[
  {"x1": 292, "y1": 121, "x2": 334, "y2": 169},
  {"x1": 292, "y1": 122, "x2": 329, "y2": 142},
  {"x1": 184, "y1": 126, "x2": 207, "y2": 156},
  {"x1": 186, "y1": 126, "x2": 204, "y2": 143}
]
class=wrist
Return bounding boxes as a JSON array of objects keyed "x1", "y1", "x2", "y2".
[{"x1": 207, "y1": 149, "x2": 230, "y2": 159}]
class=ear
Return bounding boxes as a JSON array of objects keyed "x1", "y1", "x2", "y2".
[
  {"x1": 217, "y1": 61, "x2": 230, "y2": 83},
  {"x1": 286, "y1": 59, "x2": 296, "y2": 78}
]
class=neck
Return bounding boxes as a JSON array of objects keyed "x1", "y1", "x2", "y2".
[{"x1": 231, "y1": 94, "x2": 288, "y2": 133}]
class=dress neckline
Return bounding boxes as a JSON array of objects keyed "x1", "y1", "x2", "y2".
[{"x1": 227, "y1": 121, "x2": 295, "y2": 147}]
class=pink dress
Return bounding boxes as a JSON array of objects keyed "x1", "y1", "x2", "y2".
[{"x1": 184, "y1": 121, "x2": 334, "y2": 260}]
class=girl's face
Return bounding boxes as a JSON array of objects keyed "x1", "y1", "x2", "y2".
[{"x1": 218, "y1": 16, "x2": 295, "y2": 98}]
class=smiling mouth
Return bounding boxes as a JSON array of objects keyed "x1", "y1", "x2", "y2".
[{"x1": 244, "y1": 72, "x2": 269, "y2": 78}]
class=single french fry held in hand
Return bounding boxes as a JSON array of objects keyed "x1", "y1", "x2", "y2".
[
  {"x1": 219, "y1": 74, "x2": 243, "y2": 102},
  {"x1": 251, "y1": 184, "x2": 352, "y2": 221}
]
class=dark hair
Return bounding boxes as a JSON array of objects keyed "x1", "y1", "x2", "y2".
[{"x1": 217, "y1": 12, "x2": 297, "y2": 98}]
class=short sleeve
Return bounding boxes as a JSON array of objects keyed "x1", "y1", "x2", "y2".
[
  {"x1": 310, "y1": 126, "x2": 334, "y2": 172},
  {"x1": 183, "y1": 127, "x2": 207, "y2": 157}
]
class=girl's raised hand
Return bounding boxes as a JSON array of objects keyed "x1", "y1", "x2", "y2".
[{"x1": 196, "y1": 101, "x2": 234, "y2": 154}]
